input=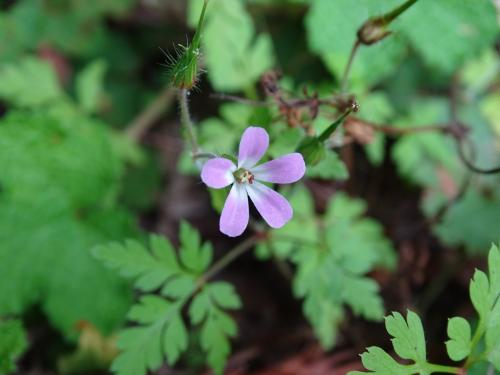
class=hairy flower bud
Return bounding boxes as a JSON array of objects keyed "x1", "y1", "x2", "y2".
[{"x1": 167, "y1": 0, "x2": 209, "y2": 89}]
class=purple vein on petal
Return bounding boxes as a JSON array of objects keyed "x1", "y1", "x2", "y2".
[
  {"x1": 252, "y1": 153, "x2": 306, "y2": 184},
  {"x1": 238, "y1": 127, "x2": 269, "y2": 169},
  {"x1": 246, "y1": 181, "x2": 292, "y2": 229},
  {"x1": 220, "y1": 183, "x2": 249, "y2": 237}
]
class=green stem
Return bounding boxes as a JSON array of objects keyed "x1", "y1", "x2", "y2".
[
  {"x1": 197, "y1": 236, "x2": 257, "y2": 285},
  {"x1": 382, "y1": 0, "x2": 419, "y2": 24},
  {"x1": 178, "y1": 88, "x2": 201, "y2": 155},
  {"x1": 341, "y1": 40, "x2": 360, "y2": 93},
  {"x1": 464, "y1": 321, "x2": 486, "y2": 368},
  {"x1": 424, "y1": 363, "x2": 460, "y2": 374},
  {"x1": 191, "y1": 0, "x2": 209, "y2": 49},
  {"x1": 126, "y1": 86, "x2": 175, "y2": 141}
]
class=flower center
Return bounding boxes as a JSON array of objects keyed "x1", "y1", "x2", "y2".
[{"x1": 233, "y1": 168, "x2": 254, "y2": 184}]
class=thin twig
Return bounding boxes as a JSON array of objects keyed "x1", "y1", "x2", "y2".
[
  {"x1": 126, "y1": 86, "x2": 176, "y2": 141},
  {"x1": 455, "y1": 137, "x2": 500, "y2": 174},
  {"x1": 362, "y1": 120, "x2": 447, "y2": 136},
  {"x1": 210, "y1": 93, "x2": 270, "y2": 107},
  {"x1": 341, "y1": 40, "x2": 361, "y2": 93},
  {"x1": 198, "y1": 236, "x2": 257, "y2": 285}
]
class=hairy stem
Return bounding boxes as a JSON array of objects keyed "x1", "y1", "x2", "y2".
[{"x1": 178, "y1": 88, "x2": 201, "y2": 155}]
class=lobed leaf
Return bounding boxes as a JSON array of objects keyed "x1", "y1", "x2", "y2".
[{"x1": 445, "y1": 317, "x2": 472, "y2": 361}]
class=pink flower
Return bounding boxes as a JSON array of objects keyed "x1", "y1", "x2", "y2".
[{"x1": 201, "y1": 127, "x2": 306, "y2": 237}]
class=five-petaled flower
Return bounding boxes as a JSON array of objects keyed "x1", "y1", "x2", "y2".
[{"x1": 201, "y1": 127, "x2": 306, "y2": 237}]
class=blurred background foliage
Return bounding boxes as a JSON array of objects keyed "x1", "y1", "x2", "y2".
[{"x1": 0, "y1": 0, "x2": 499, "y2": 374}]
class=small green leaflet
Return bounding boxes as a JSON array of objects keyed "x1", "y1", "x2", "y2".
[
  {"x1": 0, "y1": 319, "x2": 28, "y2": 375},
  {"x1": 0, "y1": 57, "x2": 64, "y2": 107},
  {"x1": 190, "y1": 282, "x2": 242, "y2": 374},
  {"x1": 93, "y1": 222, "x2": 241, "y2": 375},
  {"x1": 349, "y1": 310, "x2": 430, "y2": 375},
  {"x1": 351, "y1": 244, "x2": 500, "y2": 374},
  {"x1": 469, "y1": 244, "x2": 500, "y2": 370},
  {"x1": 76, "y1": 59, "x2": 107, "y2": 114},
  {"x1": 445, "y1": 317, "x2": 471, "y2": 361},
  {"x1": 394, "y1": 0, "x2": 497, "y2": 74},
  {"x1": 258, "y1": 188, "x2": 396, "y2": 348},
  {"x1": 188, "y1": 0, "x2": 275, "y2": 91}
]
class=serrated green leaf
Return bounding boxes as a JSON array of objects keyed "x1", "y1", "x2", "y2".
[
  {"x1": 395, "y1": 0, "x2": 497, "y2": 74},
  {"x1": 163, "y1": 313, "x2": 189, "y2": 364},
  {"x1": 92, "y1": 236, "x2": 179, "y2": 292},
  {"x1": 435, "y1": 191, "x2": 500, "y2": 254},
  {"x1": 161, "y1": 274, "x2": 196, "y2": 299},
  {"x1": 179, "y1": 222, "x2": 213, "y2": 274},
  {"x1": 193, "y1": 0, "x2": 275, "y2": 91},
  {"x1": 113, "y1": 297, "x2": 187, "y2": 375},
  {"x1": 348, "y1": 346, "x2": 411, "y2": 375},
  {"x1": 0, "y1": 319, "x2": 28, "y2": 375},
  {"x1": 207, "y1": 282, "x2": 242, "y2": 310},
  {"x1": 470, "y1": 270, "x2": 491, "y2": 321},
  {"x1": 446, "y1": 317, "x2": 472, "y2": 361},
  {"x1": 385, "y1": 310, "x2": 426, "y2": 363},
  {"x1": 306, "y1": 0, "x2": 405, "y2": 88},
  {"x1": 484, "y1": 244, "x2": 500, "y2": 369},
  {"x1": 128, "y1": 295, "x2": 171, "y2": 324},
  {"x1": 0, "y1": 57, "x2": 64, "y2": 107},
  {"x1": 76, "y1": 59, "x2": 107, "y2": 114},
  {"x1": 189, "y1": 282, "x2": 241, "y2": 375},
  {"x1": 266, "y1": 190, "x2": 395, "y2": 348},
  {"x1": 189, "y1": 291, "x2": 211, "y2": 325},
  {"x1": 0, "y1": 110, "x2": 137, "y2": 337},
  {"x1": 306, "y1": 149, "x2": 348, "y2": 180}
]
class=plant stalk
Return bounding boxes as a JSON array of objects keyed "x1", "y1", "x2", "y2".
[
  {"x1": 198, "y1": 236, "x2": 257, "y2": 286},
  {"x1": 178, "y1": 88, "x2": 201, "y2": 155}
]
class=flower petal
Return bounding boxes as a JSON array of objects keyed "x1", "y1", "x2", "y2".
[
  {"x1": 220, "y1": 183, "x2": 249, "y2": 237},
  {"x1": 252, "y1": 152, "x2": 306, "y2": 184},
  {"x1": 246, "y1": 181, "x2": 292, "y2": 228},
  {"x1": 201, "y1": 158, "x2": 236, "y2": 188},
  {"x1": 238, "y1": 127, "x2": 269, "y2": 168}
]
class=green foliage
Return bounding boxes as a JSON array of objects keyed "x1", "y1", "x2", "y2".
[
  {"x1": 189, "y1": 0, "x2": 274, "y2": 91},
  {"x1": 306, "y1": 0, "x2": 406, "y2": 88},
  {"x1": 258, "y1": 188, "x2": 396, "y2": 347},
  {"x1": 0, "y1": 0, "x2": 135, "y2": 60},
  {"x1": 0, "y1": 57, "x2": 64, "y2": 107},
  {"x1": 306, "y1": 0, "x2": 497, "y2": 88},
  {"x1": 435, "y1": 191, "x2": 500, "y2": 254},
  {"x1": 394, "y1": 0, "x2": 498, "y2": 74},
  {"x1": 93, "y1": 223, "x2": 241, "y2": 375},
  {"x1": 445, "y1": 317, "x2": 471, "y2": 361},
  {"x1": 351, "y1": 244, "x2": 500, "y2": 374},
  {"x1": 0, "y1": 54, "x2": 141, "y2": 337},
  {"x1": 0, "y1": 319, "x2": 28, "y2": 375},
  {"x1": 392, "y1": 98, "x2": 500, "y2": 254},
  {"x1": 306, "y1": 149, "x2": 348, "y2": 180},
  {"x1": 0, "y1": 109, "x2": 138, "y2": 337},
  {"x1": 76, "y1": 59, "x2": 108, "y2": 114}
]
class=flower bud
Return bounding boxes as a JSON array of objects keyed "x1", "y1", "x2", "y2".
[
  {"x1": 357, "y1": 18, "x2": 392, "y2": 46},
  {"x1": 168, "y1": 0, "x2": 208, "y2": 89}
]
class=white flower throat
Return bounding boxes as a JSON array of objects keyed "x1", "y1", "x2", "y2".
[{"x1": 233, "y1": 168, "x2": 254, "y2": 184}]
